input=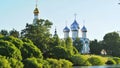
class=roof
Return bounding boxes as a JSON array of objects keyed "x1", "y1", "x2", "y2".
[
  {"x1": 63, "y1": 26, "x2": 70, "y2": 32},
  {"x1": 81, "y1": 26, "x2": 87, "y2": 32},
  {"x1": 71, "y1": 20, "x2": 79, "y2": 31},
  {"x1": 34, "y1": 7, "x2": 39, "y2": 14}
]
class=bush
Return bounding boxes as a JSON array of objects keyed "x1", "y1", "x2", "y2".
[
  {"x1": 106, "y1": 59, "x2": 116, "y2": 65},
  {"x1": 41, "y1": 60, "x2": 51, "y2": 68},
  {"x1": 70, "y1": 54, "x2": 91, "y2": 66},
  {"x1": 0, "y1": 36, "x2": 23, "y2": 49},
  {"x1": 21, "y1": 42, "x2": 43, "y2": 60},
  {"x1": 0, "y1": 40, "x2": 22, "y2": 60},
  {"x1": 113, "y1": 57, "x2": 120, "y2": 64},
  {"x1": 59, "y1": 59, "x2": 73, "y2": 68},
  {"x1": 88, "y1": 56, "x2": 105, "y2": 65},
  {"x1": 51, "y1": 46, "x2": 71, "y2": 59},
  {"x1": 8, "y1": 58, "x2": 24, "y2": 68},
  {"x1": 0, "y1": 55, "x2": 11, "y2": 68},
  {"x1": 47, "y1": 58, "x2": 61, "y2": 68},
  {"x1": 23, "y1": 57, "x2": 42, "y2": 68}
]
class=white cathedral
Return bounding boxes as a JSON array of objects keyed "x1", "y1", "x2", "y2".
[
  {"x1": 33, "y1": 3, "x2": 90, "y2": 54},
  {"x1": 63, "y1": 19, "x2": 90, "y2": 54}
]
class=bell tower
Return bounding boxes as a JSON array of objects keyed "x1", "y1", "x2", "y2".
[{"x1": 33, "y1": 0, "x2": 40, "y2": 24}]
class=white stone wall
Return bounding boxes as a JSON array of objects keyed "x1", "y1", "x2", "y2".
[
  {"x1": 64, "y1": 32, "x2": 69, "y2": 39},
  {"x1": 82, "y1": 32, "x2": 86, "y2": 38},
  {"x1": 72, "y1": 31, "x2": 78, "y2": 39}
]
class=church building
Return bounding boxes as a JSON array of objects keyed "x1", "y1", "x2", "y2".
[
  {"x1": 32, "y1": 1, "x2": 90, "y2": 54},
  {"x1": 63, "y1": 17, "x2": 90, "y2": 54}
]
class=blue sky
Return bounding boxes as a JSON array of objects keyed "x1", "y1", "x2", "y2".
[{"x1": 0, "y1": 0, "x2": 120, "y2": 40}]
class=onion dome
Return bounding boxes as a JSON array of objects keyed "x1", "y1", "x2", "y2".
[
  {"x1": 63, "y1": 26, "x2": 70, "y2": 32},
  {"x1": 81, "y1": 26, "x2": 87, "y2": 32},
  {"x1": 71, "y1": 20, "x2": 79, "y2": 31},
  {"x1": 34, "y1": 7, "x2": 39, "y2": 14},
  {"x1": 54, "y1": 28, "x2": 58, "y2": 37}
]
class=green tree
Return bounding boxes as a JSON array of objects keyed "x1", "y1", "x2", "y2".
[
  {"x1": 0, "y1": 36, "x2": 23, "y2": 49},
  {"x1": 9, "y1": 29, "x2": 19, "y2": 38},
  {"x1": 88, "y1": 56, "x2": 105, "y2": 65},
  {"x1": 21, "y1": 19, "x2": 53, "y2": 57},
  {"x1": 46, "y1": 58, "x2": 61, "y2": 68},
  {"x1": 65, "y1": 37, "x2": 78, "y2": 56},
  {"x1": 52, "y1": 35, "x2": 61, "y2": 46},
  {"x1": 65, "y1": 37, "x2": 73, "y2": 48},
  {"x1": 21, "y1": 38, "x2": 43, "y2": 60},
  {"x1": 60, "y1": 40, "x2": 66, "y2": 47},
  {"x1": 70, "y1": 54, "x2": 91, "y2": 66},
  {"x1": 8, "y1": 58, "x2": 24, "y2": 68},
  {"x1": 51, "y1": 46, "x2": 70, "y2": 59},
  {"x1": 0, "y1": 55, "x2": 11, "y2": 68},
  {"x1": 90, "y1": 39, "x2": 103, "y2": 55},
  {"x1": 59, "y1": 59, "x2": 73, "y2": 68},
  {"x1": 0, "y1": 29, "x2": 9, "y2": 36},
  {"x1": 103, "y1": 32, "x2": 120, "y2": 56},
  {"x1": 23, "y1": 57, "x2": 42, "y2": 68},
  {"x1": 73, "y1": 38, "x2": 82, "y2": 52},
  {"x1": 0, "y1": 40, "x2": 22, "y2": 60}
]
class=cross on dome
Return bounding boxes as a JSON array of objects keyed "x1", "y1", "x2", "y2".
[{"x1": 74, "y1": 13, "x2": 77, "y2": 20}]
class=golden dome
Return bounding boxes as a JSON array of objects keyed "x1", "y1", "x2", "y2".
[{"x1": 34, "y1": 7, "x2": 39, "y2": 14}]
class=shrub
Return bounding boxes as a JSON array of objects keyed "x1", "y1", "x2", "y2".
[
  {"x1": 21, "y1": 42, "x2": 43, "y2": 60},
  {"x1": 70, "y1": 54, "x2": 91, "y2": 66},
  {"x1": 59, "y1": 59, "x2": 73, "y2": 68},
  {"x1": 8, "y1": 58, "x2": 24, "y2": 68},
  {"x1": 0, "y1": 55, "x2": 11, "y2": 68},
  {"x1": 0, "y1": 36, "x2": 23, "y2": 49},
  {"x1": 106, "y1": 59, "x2": 116, "y2": 65},
  {"x1": 47, "y1": 58, "x2": 61, "y2": 68},
  {"x1": 23, "y1": 57, "x2": 42, "y2": 68},
  {"x1": 0, "y1": 40, "x2": 22, "y2": 60},
  {"x1": 113, "y1": 57, "x2": 120, "y2": 64},
  {"x1": 51, "y1": 46, "x2": 71, "y2": 59},
  {"x1": 88, "y1": 56, "x2": 105, "y2": 65},
  {"x1": 41, "y1": 60, "x2": 51, "y2": 68}
]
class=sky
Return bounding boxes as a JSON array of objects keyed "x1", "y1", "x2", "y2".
[{"x1": 0, "y1": 0, "x2": 120, "y2": 40}]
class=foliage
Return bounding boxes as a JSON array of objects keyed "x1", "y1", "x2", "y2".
[
  {"x1": 70, "y1": 54, "x2": 91, "y2": 66},
  {"x1": 47, "y1": 58, "x2": 61, "y2": 68},
  {"x1": 59, "y1": 59, "x2": 73, "y2": 68},
  {"x1": 90, "y1": 39, "x2": 103, "y2": 55},
  {"x1": 46, "y1": 58, "x2": 73, "y2": 68},
  {"x1": 0, "y1": 40, "x2": 22, "y2": 60},
  {"x1": 41, "y1": 60, "x2": 51, "y2": 68},
  {"x1": 9, "y1": 29, "x2": 19, "y2": 38},
  {"x1": 113, "y1": 57, "x2": 120, "y2": 64},
  {"x1": 106, "y1": 59, "x2": 116, "y2": 65},
  {"x1": 0, "y1": 29, "x2": 9, "y2": 36},
  {"x1": 60, "y1": 40, "x2": 66, "y2": 47},
  {"x1": 51, "y1": 46, "x2": 70, "y2": 59},
  {"x1": 52, "y1": 35, "x2": 61, "y2": 46},
  {"x1": 0, "y1": 36, "x2": 23, "y2": 49},
  {"x1": 73, "y1": 38, "x2": 83, "y2": 52},
  {"x1": 0, "y1": 55, "x2": 11, "y2": 68},
  {"x1": 103, "y1": 32, "x2": 120, "y2": 57},
  {"x1": 8, "y1": 58, "x2": 24, "y2": 68},
  {"x1": 21, "y1": 39, "x2": 43, "y2": 60},
  {"x1": 65, "y1": 37, "x2": 73, "y2": 48},
  {"x1": 50, "y1": 37, "x2": 78, "y2": 59},
  {"x1": 21, "y1": 19, "x2": 53, "y2": 56},
  {"x1": 88, "y1": 56, "x2": 105, "y2": 65},
  {"x1": 23, "y1": 57, "x2": 42, "y2": 68}
]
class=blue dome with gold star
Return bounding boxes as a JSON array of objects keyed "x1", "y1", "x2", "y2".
[
  {"x1": 63, "y1": 26, "x2": 70, "y2": 32},
  {"x1": 71, "y1": 20, "x2": 79, "y2": 31}
]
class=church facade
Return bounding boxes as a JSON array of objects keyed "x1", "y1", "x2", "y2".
[{"x1": 63, "y1": 19, "x2": 90, "y2": 54}]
